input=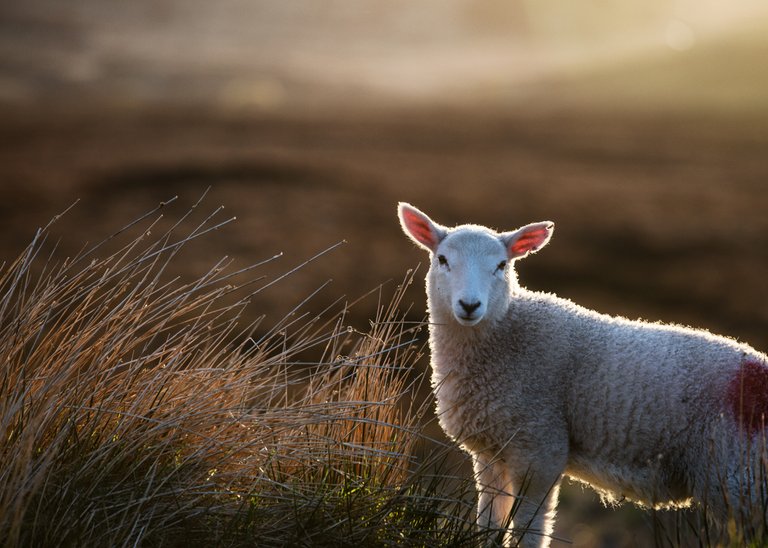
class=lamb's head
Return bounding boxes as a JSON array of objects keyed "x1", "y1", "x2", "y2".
[{"x1": 398, "y1": 202, "x2": 553, "y2": 327}]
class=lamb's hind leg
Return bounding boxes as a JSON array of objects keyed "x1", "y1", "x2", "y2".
[
  {"x1": 708, "y1": 442, "x2": 768, "y2": 538},
  {"x1": 692, "y1": 428, "x2": 768, "y2": 536}
]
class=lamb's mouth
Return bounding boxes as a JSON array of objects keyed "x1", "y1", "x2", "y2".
[{"x1": 456, "y1": 315, "x2": 482, "y2": 326}]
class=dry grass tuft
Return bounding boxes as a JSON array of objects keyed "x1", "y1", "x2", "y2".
[{"x1": 0, "y1": 197, "x2": 482, "y2": 547}]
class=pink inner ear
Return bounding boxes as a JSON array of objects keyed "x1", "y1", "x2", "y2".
[
  {"x1": 509, "y1": 227, "x2": 549, "y2": 256},
  {"x1": 403, "y1": 210, "x2": 437, "y2": 248}
]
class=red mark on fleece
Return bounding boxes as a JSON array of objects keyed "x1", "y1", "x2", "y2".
[
  {"x1": 727, "y1": 360, "x2": 768, "y2": 434},
  {"x1": 402, "y1": 209, "x2": 438, "y2": 249}
]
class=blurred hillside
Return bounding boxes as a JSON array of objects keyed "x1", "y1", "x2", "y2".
[{"x1": 2, "y1": 0, "x2": 768, "y2": 110}]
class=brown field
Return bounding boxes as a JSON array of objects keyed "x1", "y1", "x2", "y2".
[
  {"x1": 3, "y1": 103, "x2": 767, "y2": 344},
  {"x1": 2, "y1": 97, "x2": 767, "y2": 545}
]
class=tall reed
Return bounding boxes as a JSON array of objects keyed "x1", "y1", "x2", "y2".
[{"x1": 0, "y1": 198, "x2": 483, "y2": 547}]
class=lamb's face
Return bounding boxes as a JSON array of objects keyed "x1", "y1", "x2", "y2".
[
  {"x1": 397, "y1": 202, "x2": 554, "y2": 328},
  {"x1": 430, "y1": 229, "x2": 510, "y2": 327}
]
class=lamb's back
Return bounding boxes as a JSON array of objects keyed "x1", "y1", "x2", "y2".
[{"x1": 525, "y1": 291, "x2": 758, "y2": 504}]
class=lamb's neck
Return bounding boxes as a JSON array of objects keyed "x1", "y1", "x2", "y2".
[
  {"x1": 426, "y1": 288, "x2": 542, "y2": 374},
  {"x1": 427, "y1": 311, "x2": 503, "y2": 375}
]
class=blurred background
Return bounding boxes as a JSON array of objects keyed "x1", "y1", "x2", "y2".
[{"x1": 2, "y1": 1, "x2": 767, "y2": 545}]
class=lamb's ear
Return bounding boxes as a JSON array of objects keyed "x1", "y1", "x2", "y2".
[
  {"x1": 501, "y1": 221, "x2": 554, "y2": 259},
  {"x1": 398, "y1": 202, "x2": 447, "y2": 253}
]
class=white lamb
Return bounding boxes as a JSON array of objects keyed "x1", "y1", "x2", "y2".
[{"x1": 397, "y1": 202, "x2": 768, "y2": 547}]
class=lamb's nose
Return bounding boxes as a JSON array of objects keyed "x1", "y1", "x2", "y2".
[{"x1": 458, "y1": 300, "x2": 481, "y2": 314}]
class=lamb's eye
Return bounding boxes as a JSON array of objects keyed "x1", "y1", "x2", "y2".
[
  {"x1": 496, "y1": 260, "x2": 507, "y2": 272},
  {"x1": 437, "y1": 255, "x2": 449, "y2": 267}
]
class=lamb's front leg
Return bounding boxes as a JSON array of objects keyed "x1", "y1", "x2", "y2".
[
  {"x1": 474, "y1": 451, "x2": 565, "y2": 548},
  {"x1": 508, "y1": 472, "x2": 562, "y2": 548},
  {"x1": 473, "y1": 453, "x2": 515, "y2": 546}
]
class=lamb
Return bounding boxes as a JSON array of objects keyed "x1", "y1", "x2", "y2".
[{"x1": 397, "y1": 202, "x2": 768, "y2": 547}]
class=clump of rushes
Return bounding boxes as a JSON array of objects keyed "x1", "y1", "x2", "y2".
[{"x1": 0, "y1": 196, "x2": 483, "y2": 547}]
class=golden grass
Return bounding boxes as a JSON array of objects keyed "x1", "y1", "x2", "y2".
[{"x1": 0, "y1": 197, "x2": 484, "y2": 547}]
